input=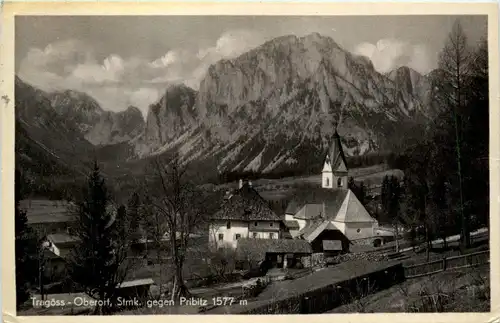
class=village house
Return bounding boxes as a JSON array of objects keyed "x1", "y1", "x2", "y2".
[
  {"x1": 283, "y1": 130, "x2": 380, "y2": 253},
  {"x1": 209, "y1": 180, "x2": 284, "y2": 249},
  {"x1": 42, "y1": 233, "x2": 80, "y2": 258},
  {"x1": 20, "y1": 200, "x2": 78, "y2": 237},
  {"x1": 235, "y1": 238, "x2": 312, "y2": 270}
]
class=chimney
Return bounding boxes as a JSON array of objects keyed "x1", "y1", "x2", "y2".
[{"x1": 239, "y1": 179, "x2": 243, "y2": 189}]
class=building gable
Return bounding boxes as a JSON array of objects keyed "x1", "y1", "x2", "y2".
[
  {"x1": 322, "y1": 155, "x2": 333, "y2": 173},
  {"x1": 334, "y1": 190, "x2": 377, "y2": 224},
  {"x1": 335, "y1": 158, "x2": 348, "y2": 173},
  {"x1": 212, "y1": 184, "x2": 280, "y2": 221}
]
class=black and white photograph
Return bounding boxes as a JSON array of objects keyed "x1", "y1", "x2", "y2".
[{"x1": 4, "y1": 4, "x2": 495, "y2": 316}]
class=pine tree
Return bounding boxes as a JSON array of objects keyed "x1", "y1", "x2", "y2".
[
  {"x1": 462, "y1": 38, "x2": 489, "y2": 230},
  {"x1": 348, "y1": 177, "x2": 366, "y2": 206},
  {"x1": 381, "y1": 175, "x2": 402, "y2": 251},
  {"x1": 15, "y1": 170, "x2": 39, "y2": 309},
  {"x1": 127, "y1": 192, "x2": 142, "y2": 244},
  {"x1": 68, "y1": 161, "x2": 129, "y2": 314}
]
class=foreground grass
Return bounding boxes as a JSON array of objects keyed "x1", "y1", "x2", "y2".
[{"x1": 328, "y1": 265, "x2": 490, "y2": 313}]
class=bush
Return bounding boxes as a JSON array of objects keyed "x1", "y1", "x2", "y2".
[{"x1": 242, "y1": 278, "x2": 270, "y2": 298}]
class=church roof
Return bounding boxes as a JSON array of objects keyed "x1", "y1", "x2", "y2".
[
  {"x1": 325, "y1": 130, "x2": 348, "y2": 173},
  {"x1": 333, "y1": 190, "x2": 377, "y2": 223},
  {"x1": 211, "y1": 183, "x2": 281, "y2": 221},
  {"x1": 283, "y1": 188, "x2": 377, "y2": 227},
  {"x1": 283, "y1": 188, "x2": 348, "y2": 220}
]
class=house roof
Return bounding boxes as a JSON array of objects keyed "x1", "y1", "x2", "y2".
[
  {"x1": 117, "y1": 278, "x2": 155, "y2": 288},
  {"x1": 236, "y1": 238, "x2": 312, "y2": 261},
  {"x1": 293, "y1": 204, "x2": 323, "y2": 220},
  {"x1": 298, "y1": 220, "x2": 325, "y2": 240},
  {"x1": 20, "y1": 199, "x2": 77, "y2": 224},
  {"x1": 212, "y1": 184, "x2": 281, "y2": 221},
  {"x1": 283, "y1": 188, "x2": 348, "y2": 220},
  {"x1": 47, "y1": 233, "x2": 80, "y2": 246},
  {"x1": 42, "y1": 248, "x2": 62, "y2": 260},
  {"x1": 299, "y1": 220, "x2": 344, "y2": 242}
]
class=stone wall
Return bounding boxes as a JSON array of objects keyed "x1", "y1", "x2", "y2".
[{"x1": 350, "y1": 237, "x2": 375, "y2": 246}]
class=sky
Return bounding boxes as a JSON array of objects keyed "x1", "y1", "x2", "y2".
[{"x1": 15, "y1": 15, "x2": 487, "y2": 118}]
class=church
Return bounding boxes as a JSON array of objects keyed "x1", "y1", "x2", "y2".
[{"x1": 283, "y1": 130, "x2": 380, "y2": 253}]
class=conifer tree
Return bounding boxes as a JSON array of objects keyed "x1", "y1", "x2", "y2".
[
  {"x1": 127, "y1": 192, "x2": 142, "y2": 244},
  {"x1": 15, "y1": 170, "x2": 38, "y2": 309},
  {"x1": 381, "y1": 175, "x2": 402, "y2": 251},
  {"x1": 68, "y1": 161, "x2": 129, "y2": 314}
]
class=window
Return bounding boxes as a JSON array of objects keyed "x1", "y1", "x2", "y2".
[
  {"x1": 326, "y1": 178, "x2": 330, "y2": 186},
  {"x1": 269, "y1": 233, "x2": 275, "y2": 239},
  {"x1": 254, "y1": 222, "x2": 258, "y2": 226},
  {"x1": 226, "y1": 221, "x2": 231, "y2": 229},
  {"x1": 235, "y1": 234, "x2": 241, "y2": 240},
  {"x1": 218, "y1": 234, "x2": 224, "y2": 241},
  {"x1": 270, "y1": 223, "x2": 273, "y2": 227},
  {"x1": 253, "y1": 232, "x2": 258, "y2": 238},
  {"x1": 337, "y1": 178, "x2": 342, "y2": 187},
  {"x1": 357, "y1": 228, "x2": 361, "y2": 233}
]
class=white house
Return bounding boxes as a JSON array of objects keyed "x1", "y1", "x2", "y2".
[{"x1": 209, "y1": 181, "x2": 283, "y2": 249}]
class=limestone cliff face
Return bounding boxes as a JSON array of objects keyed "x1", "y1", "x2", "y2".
[
  {"x1": 133, "y1": 84, "x2": 197, "y2": 156},
  {"x1": 18, "y1": 32, "x2": 436, "y2": 178},
  {"x1": 48, "y1": 90, "x2": 145, "y2": 146},
  {"x1": 48, "y1": 89, "x2": 104, "y2": 134},
  {"x1": 85, "y1": 106, "x2": 145, "y2": 146},
  {"x1": 134, "y1": 33, "x2": 429, "y2": 174}
]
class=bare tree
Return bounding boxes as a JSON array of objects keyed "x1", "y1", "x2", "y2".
[
  {"x1": 436, "y1": 20, "x2": 472, "y2": 249},
  {"x1": 139, "y1": 153, "x2": 220, "y2": 300},
  {"x1": 140, "y1": 194, "x2": 169, "y2": 297}
]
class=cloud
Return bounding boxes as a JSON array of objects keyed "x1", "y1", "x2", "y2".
[
  {"x1": 18, "y1": 30, "x2": 266, "y2": 118},
  {"x1": 353, "y1": 38, "x2": 432, "y2": 74}
]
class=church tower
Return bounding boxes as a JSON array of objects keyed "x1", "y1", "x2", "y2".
[{"x1": 322, "y1": 130, "x2": 349, "y2": 189}]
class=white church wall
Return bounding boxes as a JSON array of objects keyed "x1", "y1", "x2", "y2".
[
  {"x1": 344, "y1": 222, "x2": 375, "y2": 240},
  {"x1": 322, "y1": 172, "x2": 333, "y2": 188}
]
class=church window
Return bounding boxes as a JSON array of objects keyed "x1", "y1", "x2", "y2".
[
  {"x1": 326, "y1": 178, "x2": 330, "y2": 186},
  {"x1": 226, "y1": 221, "x2": 231, "y2": 229},
  {"x1": 337, "y1": 178, "x2": 342, "y2": 187}
]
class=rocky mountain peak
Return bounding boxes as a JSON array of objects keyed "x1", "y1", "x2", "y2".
[
  {"x1": 49, "y1": 89, "x2": 104, "y2": 133},
  {"x1": 85, "y1": 105, "x2": 145, "y2": 146},
  {"x1": 130, "y1": 32, "x2": 431, "y2": 174}
]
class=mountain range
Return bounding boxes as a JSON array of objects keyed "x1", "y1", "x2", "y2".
[{"x1": 15, "y1": 32, "x2": 438, "y2": 189}]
